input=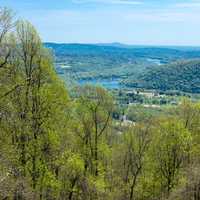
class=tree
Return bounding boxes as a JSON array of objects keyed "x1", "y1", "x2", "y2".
[
  {"x1": 75, "y1": 86, "x2": 113, "y2": 176},
  {"x1": 71, "y1": 85, "x2": 113, "y2": 199},
  {"x1": 0, "y1": 18, "x2": 70, "y2": 199},
  {"x1": 154, "y1": 118, "x2": 191, "y2": 197},
  {"x1": 114, "y1": 123, "x2": 151, "y2": 200},
  {"x1": 0, "y1": 7, "x2": 15, "y2": 68}
]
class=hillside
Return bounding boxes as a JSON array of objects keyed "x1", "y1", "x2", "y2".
[
  {"x1": 45, "y1": 43, "x2": 200, "y2": 84},
  {"x1": 45, "y1": 42, "x2": 200, "y2": 61},
  {"x1": 2, "y1": 7, "x2": 200, "y2": 200},
  {"x1": 125, "y1": 60, "x2": 200, "y2": 93}
]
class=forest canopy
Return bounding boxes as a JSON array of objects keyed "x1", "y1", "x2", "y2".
[
  {"x1": 124, "y1": 59, "x2": 200, "y2": 93},
  {"x1": 1, "y1": 7, "x2": 200, "y2": 200}
]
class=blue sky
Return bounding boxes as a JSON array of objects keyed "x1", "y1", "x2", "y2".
[{"x1": 1, "y1": 0, "x2": 200, "y2": 45}]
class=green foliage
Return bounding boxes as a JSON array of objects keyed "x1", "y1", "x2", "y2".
[
  {"x1": 153, "y1": 119, "x2": 192, "y2": 196},
  {"x1": 126, "y1": 60, "x2": 200, "y2": 93},
  {"x1": 1, "y1": 8, "x2": 200, "y2": 200}
]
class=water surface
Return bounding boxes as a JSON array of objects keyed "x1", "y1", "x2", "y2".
[{"x1": 78, "y1": 78, "x2": 120, "y2": 89}]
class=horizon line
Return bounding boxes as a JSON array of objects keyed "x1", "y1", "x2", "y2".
[{"x1": 44, "y1": 42, "x2": 200, "y2": 48}]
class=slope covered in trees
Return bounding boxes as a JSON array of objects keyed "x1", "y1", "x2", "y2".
[
  {"x1": 125, "y1": 60, "x2": 200, "y2": 93},
  {"x1": 45, "y1": 42, "x2": 200, "y2": 61},
  {"x1": 1, "y1": 7, "x2": 200, "y2": 200},
  {"x1": 46, "y1": 43, "x2": 200, "y2": 90}
]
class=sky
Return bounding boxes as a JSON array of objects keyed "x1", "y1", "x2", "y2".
[{"x1": 1, "y1": 0, "x2": 200, "y2": 46}]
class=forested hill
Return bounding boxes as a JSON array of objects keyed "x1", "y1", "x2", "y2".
[
  {"x1": 125, "y1": 60, "x2": 200, "y2": 93},
  {"x1": 44, "y1": 42, "x2": 200, "y2": 61}
]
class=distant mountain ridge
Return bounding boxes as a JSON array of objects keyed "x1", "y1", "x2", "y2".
[
  {"x1": 44, "y1": 42, "x2": 200, "y2": 61},
  {"x1": 45, "y1": 42, "x2": 200, "y2": 51},
  {"x1": 45, "y1": 43, "x2": 200, "y2": 93}
]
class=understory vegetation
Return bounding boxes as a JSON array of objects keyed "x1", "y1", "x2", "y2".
[{"x1": 1, "y1": 8, "x2": 200, "y2": 200}]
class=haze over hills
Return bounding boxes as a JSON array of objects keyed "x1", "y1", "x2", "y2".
[
  {"x1": 45, "y1": 42, "x2": 200, "y2": 52},
  {"x1": 95, "y1": 42, "x2": 200, "y2": 51},
  {"x1": 45, "y1": 42, "x2": 200, "y2": 61}
]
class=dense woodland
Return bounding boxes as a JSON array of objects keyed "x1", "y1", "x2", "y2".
[
  {"x1": 125, "y1": 60, "x2": 200, "y2": 93},
  {"x1": 1, "y1": 8, "x2": 200, "y2": 200},
  {"x1": 46, "y1": 42, "x2": 200, "y2": 94}
]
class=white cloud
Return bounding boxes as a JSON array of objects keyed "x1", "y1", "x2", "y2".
[
  {"x1": 17, "y1": 0, "x2": 200, "y2": 45},
  {"x1": 175, "y1": 0, "x2": 200, "y2": 8},
  {"x1": 125, "y1": 10, "x2": 200, "y2": 23},
  {"x1": 72, "y1": 0, "x2": 143, "y2": 5}
]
